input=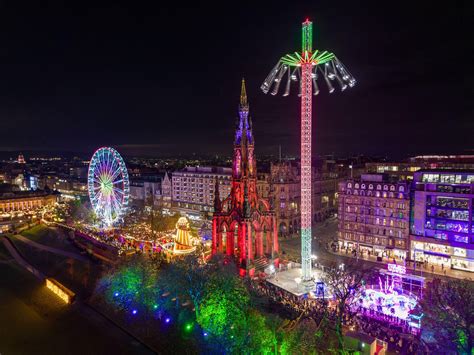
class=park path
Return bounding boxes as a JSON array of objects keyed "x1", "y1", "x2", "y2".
[
  {"x1": 1, "y1": 236, "x2": 45, "y2": 280},
  {"x1": 13, "y1": 234, "x2": 89, "y2": 262}
]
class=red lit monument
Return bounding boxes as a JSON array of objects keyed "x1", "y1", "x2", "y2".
[{"x1": 212, "y1": 80, "x2": 279, "y2": 276}]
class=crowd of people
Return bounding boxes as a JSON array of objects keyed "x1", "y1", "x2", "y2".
[
  {"x1": 350, "y1": 314, "x2": 424, "y2": 353},
  {"x1": 250, "y1": 279, "x2": 426, "y2": 353}
]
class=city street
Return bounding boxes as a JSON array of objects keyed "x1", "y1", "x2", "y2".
[
  {"x1": 279, "y1": 218, "x2": 473, "y2": 281},
  {"x1": 279, "y1": 217, "x2": 341, "y2": 266}
]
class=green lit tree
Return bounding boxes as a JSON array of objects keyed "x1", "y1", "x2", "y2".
[
  {"x1": 246, "y1": 310, "x2": 278, "y2": 354},
  {"x1": 279, "y1": 319, "x2": 313, "y2": 354},
  {"x1": 95, "y1": 255, "x2": 163, "y2": 334},
  {"x1": 196, "y1": 265, "x2": 250, "y2": 352},
  {"x1": 420, "y1": 278, "x2": 474, "y2": 354}
]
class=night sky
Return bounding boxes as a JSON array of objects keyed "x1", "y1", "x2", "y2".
[{"x1": 0, "y1": 1, "x2": 472, "y2": 158}]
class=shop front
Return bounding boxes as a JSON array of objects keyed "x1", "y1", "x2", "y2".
[
  {"x1": 391, "y1": 248, "x2": 408, "y2": 260},
  {"x1": 373, "y1": 246, "x2": 386, "y2": 258},
  {"x1": 451, "y1": 257, "x2": 474, "y2": 272},
  {"x1": 417, "y1": 251, "x2": 451, "y2": 266},
  {"x1": 338, "y1": 240, "x2": 355, "y2": 252},
  {"x1": 358, "y1": 244, "x2": 373, "y2": 257}
]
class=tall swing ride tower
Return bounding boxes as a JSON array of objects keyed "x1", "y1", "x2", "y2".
[{"x1": 261, "y1": 19, "x2": 356, "y2": 284}]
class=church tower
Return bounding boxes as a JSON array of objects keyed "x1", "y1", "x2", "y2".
[
  {"x1": 212, "y1": 80, "x2": 279, "y2": 276},
  {"x1": 231, "y1": 79, "x2": 258, "y2": 213}
]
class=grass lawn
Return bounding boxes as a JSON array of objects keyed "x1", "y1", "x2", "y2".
[
  {"x1": 21, "y1": 224, "x2": 81, "y2": 254},
  {"x1": 13, "y1": 227, "x2": 104, "y2": 298},
  {"x1": 0, "y1": 261, "x2": 152, "y2": 354},
  {"x1": 15, "y1": 242, "x2": 103, "y2": 298}
]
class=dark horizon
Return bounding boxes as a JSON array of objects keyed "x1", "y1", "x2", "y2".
[{"x1": 0, "y1": 2, "x2": 472, "y2": 159}]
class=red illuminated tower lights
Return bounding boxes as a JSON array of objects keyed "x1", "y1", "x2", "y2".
[{"x1": 261, "y1": 19, "x2": 356, "y2": 285}]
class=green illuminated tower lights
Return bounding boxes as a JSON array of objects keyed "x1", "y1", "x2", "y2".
[{"x1": 261, "y1": 19, "x2": 355, "y2": 285}]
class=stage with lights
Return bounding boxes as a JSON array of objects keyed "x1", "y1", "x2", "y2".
[{"x1": 266, "y1": 266, "x2": 330, "y2": 298}]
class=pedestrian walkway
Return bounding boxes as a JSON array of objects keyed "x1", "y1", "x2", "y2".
[
  {"x1": 330, "y1": 248, "x2": 472, "y2": 280},
  {"x1": 13, "y1": 234, "x2": 89, "y2": 262},
  {"x1": 1, "y1": 236, "x2": 45, "y2": 280}
]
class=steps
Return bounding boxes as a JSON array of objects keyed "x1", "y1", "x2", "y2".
[{"x1": 253, "y1": 257, "x2": 270, "y2": 271}]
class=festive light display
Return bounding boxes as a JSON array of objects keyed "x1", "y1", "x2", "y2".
[
  {"x1": 45, "y1": 278, "x2": 75, "y2": 304},
  {"x1": 261, "y1": 19, "x2": 356, "y2": 283},
  {"x1": 88, "y1": 147, "x2": 130, "y2": 228},
  {"x1": 358, "y1": 277, "x2": 420, "y2": 327},
  {"x1": 160, "y1": 216, "x2": 198, "y2": 256},
  {"x1": 387, "y1": 263, "x2": 407, "y2": 275}
]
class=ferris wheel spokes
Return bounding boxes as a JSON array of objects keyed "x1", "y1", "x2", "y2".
[{"x1": 88, "y1": 147, "x2": 130, "y2": 228}]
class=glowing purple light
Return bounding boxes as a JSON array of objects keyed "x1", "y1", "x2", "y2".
[
  {"x1": 132, "y1": 309, "x2": 137, "y2": 315},
  {"x1": 387, "y1": 263, "x2": 406, "y2": 275},
  {"x1": 165, "y1": 317, "x2": 170, "y2": 323}
]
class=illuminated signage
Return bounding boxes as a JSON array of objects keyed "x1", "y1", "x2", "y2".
[
  {"x1": 387, "y1": 264, "x2": 406, "y2": 275},
  {"x1": 45, "y1": 278, "x2": 75, "y2": 304}
]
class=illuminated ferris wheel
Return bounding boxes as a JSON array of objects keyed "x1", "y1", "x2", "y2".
[{"x1": 87, "y1": 147, "x2": 130, "y2": 227}]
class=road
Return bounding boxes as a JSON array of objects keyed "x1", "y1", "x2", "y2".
[{"x1": 279, "y1": 217, "x2": 340, "y2": 264}]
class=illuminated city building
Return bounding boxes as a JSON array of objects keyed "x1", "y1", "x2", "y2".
[
  {"x1": 410, "y1": 170, "x2": 474, "y2": 272},
  {"x1": 268, "y1": 162, "x2": 300, "y2": 238},
  {"x1": 156, "y1": 172, "x2": 172, "y2": 210},
  {"x1": 171, "y1": 166, "x2": 231, "y2": 217},
  {"x1": 257, "y1": 160, "x2": 342, "y2": 239},
  {"x1": 365, "y1": 162, "x2": 422, "y2": 181},
  {"x1": 0, "y1": 189, "x2": 59, "y2": 212},
  {"x1": 129, "y1": 178, "x2": 163, "y2": 207},
  {"x1": 337, "y1": 174, "x2": 411, "y2": 260},
  {"x1": 212, "y1": 80, "x2": 279, "y2": 276},
  {"x1": 312, "y1": 161, "x2": 340, "y2": 222},
  {"x1": 17, "y1": 153, "x2": 26, "y2": 164},
  {"x1": 366, "y1": 155, "x2": 474, "y2": 181},
  {"x1": 409, "y1": 155, "x2": 474, "y2": 169}
]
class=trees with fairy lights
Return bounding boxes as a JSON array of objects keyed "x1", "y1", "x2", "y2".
[
  {"x1": 158, "y1": 254, "x2": 209, "y2": 316},
  {"x1": 197, "y1": 273, "x2": 249, "y2": 351},
  {"x1": 420, "y1": 278, "x2": 473, "y2": 354},
  {"x1": 96, "y1": 253, "x2": 374, "y2": 353},
  {"x1": 94, "y1": 254, "x2": 165, "y2": 335},
  {"x1": 322, "y1": 262, "x2": 370, "y2": 353}
]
